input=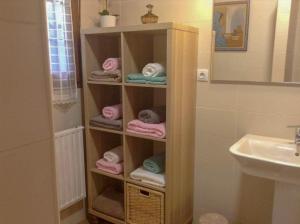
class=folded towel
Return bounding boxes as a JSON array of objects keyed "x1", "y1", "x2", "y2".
[
  {"x1": 138, "y1": 106, "x2": 166, "y2": 124},
  {"x1": 127, "y1": 120, "x2": 166, "y2": 139},
  {"x1": 103, "y1": 104, "x2": 122, "y2": 120},
  {"x1": 103, "y1": 58, "x2": 121, "y2": 72},
  {"x1": 126, "y1": 73, "x2": 167, "y2": 85},
  {"x1": 104, "y1": 146, "x2": 123, "y2": 164},
  {"x1": 96, "y1": 158, "x2": 124, "y2": 175},
  {"x1": 93, "y1": 187, "x2": 124, "y2": 220},
  {"x1": 89, "y1": 69, "x2": 121, "y2": 82},
  {"x1": 142, "y1": 63, "x2": 166, "y2": 77},
  {"x1": 143, "y1": 154, "x2": 165, "y2": 174},
  {"x1": 130, "y1": 167, "x2": 165, "y2": 187},
  {"x1": 90, "y1": 115, "x2": 122, "y2": 130}
]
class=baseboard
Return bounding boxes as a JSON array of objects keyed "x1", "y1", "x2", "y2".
[{"x1": 60, "y1": 200, "x2": 84, "y2": 220}]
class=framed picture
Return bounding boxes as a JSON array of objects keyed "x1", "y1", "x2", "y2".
[{"x1": 213, "y1": 1, "x2": 250, "y2": 51}]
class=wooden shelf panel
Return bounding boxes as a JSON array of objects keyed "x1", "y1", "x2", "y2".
[
  {"x1": 125, "y1": 131, "x2": 166, "y2": 142},
  {"x1": 124, "y1": 82, "x2": 167, "y2": 89},
  {"x1": 90, "y1": 168, "x2": 124, "y2": 181},
  {"x1": 89, "y1": 126, "x2": 123, "y2": 135},
  {"x1": 88, "y1": 209, "x2": 125, "y2": 224},
  {"x1": 126, "y1": 178, "x2": 165, "y2": 193},
  {"x1": 87, "y1": 81, "x2": 123, "y2": 86}
]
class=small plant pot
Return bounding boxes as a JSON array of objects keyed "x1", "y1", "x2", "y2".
[{"x1": 100, "y1": 15, "x2": 117, "y2": 27}]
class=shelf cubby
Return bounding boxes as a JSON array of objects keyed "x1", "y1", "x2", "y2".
[
  {"x1": 87, "y1": 130, "x2": 123, "y2": 176},
  {"x1": 122, "y1": 30, "x2": 167, "y2": 81},
  {"x1": 83, "y1": 33, "x2": 121, "y2": 77},
  {"x1": 87, "y1": 84, "x2": 122, "y2": 121},
  {"x1": 89, "y1": 174, "x2": 125, "y2": 223},
  {"x1": 124, "y1": 135, "x2": 166, "y2": 181},
  {"x1": 123, "y1": 86, "x2": 166, "y2": 127}
]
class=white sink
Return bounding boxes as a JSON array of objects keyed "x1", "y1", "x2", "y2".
[
  {"x1": 230, "y1": 134, "x2": 300, "y2": 185},
  {"x1": 230, "y1": 135, "x2": 300, "y2": 224}
]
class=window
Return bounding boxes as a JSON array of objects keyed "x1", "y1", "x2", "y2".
[{"x1": 46, "y1": 0, "x2": 77, "y2": 104}]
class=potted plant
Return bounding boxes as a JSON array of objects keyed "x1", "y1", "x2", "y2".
[{"x1": 99, "y1": 0, "x2": 117, "y2": 27}]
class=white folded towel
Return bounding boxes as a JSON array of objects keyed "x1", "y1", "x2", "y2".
[
  {"x1": 142, "y1": 63, "x2": 165, "y2": 77},
  {"x1": 103, "y1": 146, "x2": 123, "y2": 164},
  {"x1": 130, "y1": 167, "x2": 165, "y2": 187}
]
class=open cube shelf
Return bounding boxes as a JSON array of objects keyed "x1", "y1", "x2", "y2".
[{"x1": 82, "y1": 23, "x2": 198, "y2": 224}]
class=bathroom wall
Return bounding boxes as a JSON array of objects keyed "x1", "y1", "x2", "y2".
[{"x1": 106, "y1": 1, "x2": 300, "y2": 224}]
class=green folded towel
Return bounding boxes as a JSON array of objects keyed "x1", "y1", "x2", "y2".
[
  {"x1": 143, "y1": 154, "x2": 165, "y2": 174},
  {"x1": 127, "y1": 73, "x2": 145, "y2": 80},
  {"x1": 127, "y1": 73, "x2": 167, "y2": 85}
]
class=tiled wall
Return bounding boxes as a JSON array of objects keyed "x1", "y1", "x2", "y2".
[{"x1": 82, "y1": 0, "x2": 300, "y2": 223}]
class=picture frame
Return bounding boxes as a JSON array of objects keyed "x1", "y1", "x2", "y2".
[{"x1": 213, "y1": 1, "x2": 250, "y2": 51}]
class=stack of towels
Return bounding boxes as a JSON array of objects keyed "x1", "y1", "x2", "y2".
[
  {"x1": 89, "y1": 58, "x2": 121, "y2": 82},
  {"x1": 126, "y1": 63, "x2": 167, "y2": 85},
  {"x1": 90, "y1": 104, "x2": 122, "y2": 130},
  {"x1": 127, "y1": 106, "x2": 166, "y2": 139},
  {"x1": 93, "y1": 186, "x2": 124, "y2": 220},
  {"x1": 130, "y1": 153, "x2": 165, "y2": 187},
  {"x1": 96, "y1": 146, "x2": 124, "y2": 175}
]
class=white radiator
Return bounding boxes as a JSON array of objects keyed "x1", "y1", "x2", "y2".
[{"x1": 54, "y1": 126, "x2": 86, "y2": 210}]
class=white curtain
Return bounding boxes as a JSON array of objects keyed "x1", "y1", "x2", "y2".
[{"x1": 46, "y1": 0, "x2": 77, "y2": 104}]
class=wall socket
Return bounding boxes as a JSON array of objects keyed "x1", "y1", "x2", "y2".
[{"x1": 197, "y1": 69, "x2": 209, "y2": 82}]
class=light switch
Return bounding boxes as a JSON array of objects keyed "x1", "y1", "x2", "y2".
[{"x1": 197, "y1": 69, "x2": 209, "y2": 82}]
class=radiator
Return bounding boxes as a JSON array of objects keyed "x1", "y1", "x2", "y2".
[{"x1": 54, "y1": 126, "x2": 86, "y2": 210}]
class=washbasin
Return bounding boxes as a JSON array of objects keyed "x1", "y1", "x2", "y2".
[{"x1": 230, "y1": 134, "x2": 300, "y2": 185}]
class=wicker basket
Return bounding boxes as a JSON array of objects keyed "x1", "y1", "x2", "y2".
[{"x1": 126, "y1": 183, "x2": 164, "y2": 224}]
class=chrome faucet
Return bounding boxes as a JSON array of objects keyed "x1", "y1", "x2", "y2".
[{"x1": 287, "y1": 125, "x2": 300, "y2": 156}]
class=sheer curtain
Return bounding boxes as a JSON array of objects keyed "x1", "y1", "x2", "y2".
[{"x1": 46, "y1": 0, "x2": 78, "y2": 104}]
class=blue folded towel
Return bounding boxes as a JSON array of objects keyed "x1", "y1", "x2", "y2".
[{"x1": 143, "y1": 154, "x2": 165, "y2": 174}]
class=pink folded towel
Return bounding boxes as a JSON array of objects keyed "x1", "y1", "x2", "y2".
[
  {"x1": 127, "y1": 120, "x2": 166, "y2": 139},
  {"x1": 96, "y1": 159, "x2": 124, "y2": 175},
  {"x1": 102, "y1": 104, "x2": 122, "y2": 120},
  {"x1": 103, "y1": 58, "x2": 121, "y2": 72}
]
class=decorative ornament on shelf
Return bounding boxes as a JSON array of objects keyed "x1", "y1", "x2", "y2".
[
  {"x1": 99, "y1": 0, "x2": 118, "y2": 27},
  {"x1": 141, "y1": 4, "x2": 159, "y2": 24}
]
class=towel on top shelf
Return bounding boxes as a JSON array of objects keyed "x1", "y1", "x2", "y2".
[
  {"x1": 89, "y1": 69, "x2": 121, "y2": 82},
  {"x1": 138, "y1": 106, "x2": 166, "y2": 124},
  {"x1": 126, "y1": 73, "x2": 167, "y2": 85},
  {"x1": 102, "y1": 104, "x2": 122, "y2": 120},
  {"x1": 143, "y1": 153, "x2": 165, "y2": 174},
  {"x1": 127, "y1": 120, "x2": 166, "y2": 139},
  {"x1": 90, "y1": 114, "x2": 122, "y2": 130},
  {"x1": 130, "y1": 166, "x2": 165, "y2": 187},
  {"x1": 103, "y1": 146, "x2": 123, "y2": 164},
  {"x1": 102, "y1": 58, "x2": 121, "y2": 72},
  {"x1": 142, "y1": 63, "x2": 165, "y2": 77}
]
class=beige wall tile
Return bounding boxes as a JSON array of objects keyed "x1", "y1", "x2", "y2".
[
  {"x1": 0, "y1": 0, "x2": 40, "y2": 24},
  {"x1": 0, "y1": 20, "x2": 52, "y2": 152},
  {"x1": 0, "y1": 140, "x2": 58, "y2": 224}
]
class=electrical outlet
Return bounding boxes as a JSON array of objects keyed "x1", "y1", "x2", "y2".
[{"x1": 197, "y1": 69, "x2": 209, "y2": 82}]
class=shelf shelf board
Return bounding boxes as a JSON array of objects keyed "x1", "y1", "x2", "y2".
[
  {"x1": 88, "y1": 209, "x2": 125, "y2": 224},
  {"x1": 89, "y1": 126, "x2": 123, "y2": 135},
  {"x1": 124, "y1": 82, "x2": 167, "y2": 89},
  {"x1": 126, "y1": 177, "x2": 166, "y2": 193},
  {"x1": 87, "y1": 80, "x2": 123, "y2": 86},
  {"x1": 125, "y1": 132, "x2": 166, "y2": 142},
  {"x1": 90, "y1": 168, "x2": 124, "y2": 181}
]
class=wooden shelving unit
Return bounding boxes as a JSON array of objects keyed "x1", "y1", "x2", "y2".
[{"x1": 81, "y1": 23, "x2": 198, "y2": 224}]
